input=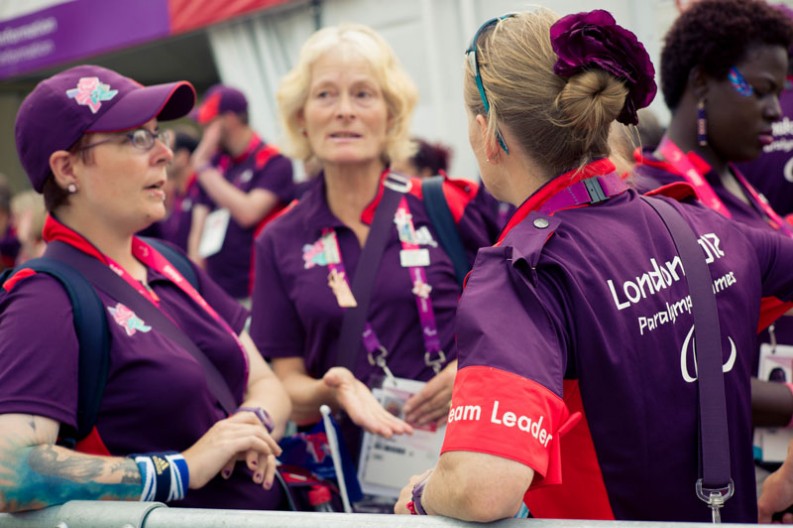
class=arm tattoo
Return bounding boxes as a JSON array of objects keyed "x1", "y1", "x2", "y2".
[{"x1": 0, "y1": 444, "x2": 141, "y2": 513}]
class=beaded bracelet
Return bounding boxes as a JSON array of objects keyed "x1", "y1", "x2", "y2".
[
  {"x1": 129, "y1": 452, "x2": 190, "y2": 503},
  {"x1": 407, "y1": 476, "x2": 429, "y2": 515}
]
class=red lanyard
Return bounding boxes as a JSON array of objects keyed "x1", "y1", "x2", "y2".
[
  {"x1": 657, "y1": 138, "x2": 733, "y2": 218},
  {"x1": 323, "y1": 197, "x2": 445, "y2": 376},
  {"x1": 658, "y1": 138, "x2": 793, "y2": 237},
  {"x1": 106, "y1": 238, "x2": 249, "y2": 372}
]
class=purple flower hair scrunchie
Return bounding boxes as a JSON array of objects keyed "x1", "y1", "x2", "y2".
[{"x1": 550, "y1": 9, "x2": 657, "y2": 125}]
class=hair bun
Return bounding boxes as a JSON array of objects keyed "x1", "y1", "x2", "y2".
[{"x1": 550, "y1": 9, "x2": 656, "y2": 125}]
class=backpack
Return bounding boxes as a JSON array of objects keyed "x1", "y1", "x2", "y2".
[
  {"x1": 0, "y1": 237, "x2": 198, "y2": 447},
  {"x1": 422, "y1": 175, "x2": 471, "y2": 286}
]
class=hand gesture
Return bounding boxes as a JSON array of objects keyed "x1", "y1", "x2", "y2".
[{"x1": 323, "y1": 367, "x2": 412, "y2": 437}]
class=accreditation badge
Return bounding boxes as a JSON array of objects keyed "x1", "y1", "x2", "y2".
[
  {"x1": 198, "y1": 208, "x2": 230, "y2": 258},
  {"x1": 357, "y1": 377, "x2": 445, "y2": 498},
  {"x1": 754, "y1": 342, "x2": 793, "y2": 463}
]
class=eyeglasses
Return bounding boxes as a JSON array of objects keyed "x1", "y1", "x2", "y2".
[
  {"x1": 466, "y1": 14, "x2": 515, "y2": 153},
  {"x1": 78, "y1": 128, "x2": 174, "y2": 152}
]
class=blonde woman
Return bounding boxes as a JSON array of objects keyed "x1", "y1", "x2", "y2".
[{"x1": 250, "y1": 24, "x2": 498, "y2": 477}]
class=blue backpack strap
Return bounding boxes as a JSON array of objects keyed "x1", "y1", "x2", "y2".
[
  {"x1": 143, "y1": 237, "x2": 199, "y2": 290},
  {"x1": 422, "y1": 176, "x2": 470, "y2": 286},
  {"x1": 6, "y1": 258, "x2": 110, "y2": 446}
]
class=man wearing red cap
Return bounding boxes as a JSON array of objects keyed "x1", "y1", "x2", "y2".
[{"x1": 189, "y1": 85, "x2": 295, "y2": 302}]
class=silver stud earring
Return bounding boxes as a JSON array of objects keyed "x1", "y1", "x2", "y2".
[{"x1": 67, "y1": 183, "x2": 77, "y2": 194}]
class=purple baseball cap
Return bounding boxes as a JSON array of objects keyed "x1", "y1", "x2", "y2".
[
  {"x1": 194, "y1": 84, "x2": 248, "y2": 125},
  {"x1": 15, "y1": 64, "x2": 196, "y2": 192}
]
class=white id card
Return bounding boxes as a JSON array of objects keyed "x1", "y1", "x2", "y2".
[
  {"x1": 400, "y1": 249, "x2": 430, "y2": 268},
  {"x1": 753, "y1": 343, "x2": 793, "y2": 462},
  {"x1": 198, "y1": 208, "x2": 231, "y2": 258},
  {"x1": 357, "y1": 377, "x2": 445, "y2": 498}
]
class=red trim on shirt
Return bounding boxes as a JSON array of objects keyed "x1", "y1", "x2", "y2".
[
  {"x1": 644, "y1": 182, "x2": 698, "y2": 202},
  {"x1": 2, "y1": 268, "x2": 36, "y2": 292},
  {"x1": 634, "y1": 147, "x2": 711, "y2": 176},
  {"x1": 73, "y1": 426, "x2": 112, "y2": 456},
  {"x1": 42, "y1": 215, "x2": 107, "y2": 263},
  {"x1": 232, "y1": 134, "x2": 263, "y2": 165},
  {"x1": 440, "y1": 365, "x2": 569, "y2": 486},
  {"x1": 497, "y1": 159, "x2": 616, "y2": 245},
  {"x1": 360, "y1": 170, "x2": 391, "y2": 225},
  {"x1": 759, "y1": 297, "x2": 793, "y2": 333},
  {"x1": 255, "y1": 144, "x2": 280, "y2": 169},
  {"x1": 524, "y1": 380, "x2": 615, "y2": 519}
]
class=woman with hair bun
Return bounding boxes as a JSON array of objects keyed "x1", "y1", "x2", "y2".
[{"x1": 394, "y1": 7, "x2": 793, "y2": 523}]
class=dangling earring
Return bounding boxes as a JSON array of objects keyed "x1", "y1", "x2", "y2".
[
  {"x1": 697, "y1": 98, "x2": 708, "y2": 147},
  {"x1": 67, "y1": 183, "x2": 77, "y2": 194}
]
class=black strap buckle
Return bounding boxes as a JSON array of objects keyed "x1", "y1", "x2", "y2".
[{"x1": 583, "y1": 177, "x2": 607, "y2": 203}]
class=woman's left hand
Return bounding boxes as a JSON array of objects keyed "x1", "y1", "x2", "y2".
[
  {"x1": 403, "y1": 360, "x2": 457, "y2": 427},
  {"x1": 394, "y1": 469, "x2": 433, "y2": 514}
]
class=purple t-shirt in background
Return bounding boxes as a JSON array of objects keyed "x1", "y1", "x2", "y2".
[
  {"x1": 198, "y1": 137, "x2": 295, "y2": 299},
  {"x1": 0, "y1": 243, "x2": 285, "y2": 510}
]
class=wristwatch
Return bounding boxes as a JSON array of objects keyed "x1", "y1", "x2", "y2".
[{"x1": 238, "y1": 406, "x2": 275, "y2": 434}]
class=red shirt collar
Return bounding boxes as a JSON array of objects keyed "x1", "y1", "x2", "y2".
[
  {"x1": 498, "y1": 158, "x2": 616, "y2": 243},
  {"x1": 42, "y1": 214, "x2": 108, "y2": 263},
  {"x1": 360, "y1": 169, "x2": 422, "y2": 225},
  {"x1": 633, "y1": 145, "x2": 712, "y2": 176},
  {"x1": 232, "y1": 133, "x2": 263, "y2": 164}
]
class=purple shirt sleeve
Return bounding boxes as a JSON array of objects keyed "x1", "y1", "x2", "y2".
[
  {"x1": 0, "y1": 273, "x2": 79, "y2": 425},
  {"x1": 250, "y1": 230, "x2": 305, "y2": 359},
  {"x1": 251, "y1": 155, "x2": 294, "y2": 204}
]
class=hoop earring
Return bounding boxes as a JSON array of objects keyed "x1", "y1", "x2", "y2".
[
  {"x1": 697, "y1": 98, "x2": 707, "y2": 147},
  {"x1": 67, "y1": 183, "x2": 77, "y2": 194}
]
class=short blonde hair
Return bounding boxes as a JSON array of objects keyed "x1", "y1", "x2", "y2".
[
  {"x1": 277, "y1": 23, "x2": 418, "y2": 163},
  {"x1": 464, "y1": 9, "x2": 629, "y2": 176}
]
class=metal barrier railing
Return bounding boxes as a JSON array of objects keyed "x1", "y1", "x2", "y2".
[{"x1": 0, "y1": 501, "x2": 751, "y2": 528}]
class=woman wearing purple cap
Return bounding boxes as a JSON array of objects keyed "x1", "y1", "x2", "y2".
[
  {"x1": 392, "y1": 7, "x2": 793, "y2": 523},
  {"x1": 249, "y1": 24, "x2": 499, "y2": 502},
  {"x1": 0, "y1": 65, "x2": 291, "y2": 512}
]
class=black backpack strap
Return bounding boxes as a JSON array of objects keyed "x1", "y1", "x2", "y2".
[
  {"x1": 5, "y1": 258, "x2": 110, "y2": 445},
  {"x1": 422, "y1": 176, "x2": 470, "y2": 286},
  {"x1": 142, "y1": 237, "x2": 199, "y2": 290}
]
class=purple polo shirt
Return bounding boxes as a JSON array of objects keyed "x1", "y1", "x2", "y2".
[
  {"x1": 0, "y1": 223, "x2": 284, "y2": 510},
  {"x1": 444, "y1": 177, "x2": 793, "y2": 521},
  {"x1": 161, "y1": 174, "x2": 200, "y2": 252},
  {"x1": 736, "y1": 78, "x2": 793, "y2": 215},
  {"x1": 250, "y1": 173, "x2": 496, "y2": 384},
  {"x1": 198, "y1": 136, "x2": 295, "y2": 298}
]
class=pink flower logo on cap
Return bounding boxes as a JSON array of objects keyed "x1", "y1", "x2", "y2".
[{"x1": 66, "y1": 76, "x2": 118, "y2": 114}]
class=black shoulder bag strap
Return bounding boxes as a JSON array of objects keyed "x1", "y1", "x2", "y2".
[
  {"x1": 422, "y1": 175, "x2": 470, "y2": 286},
  {"x1": 642, "y1": 196, "x2": 733, "y2": 523},
  {"x1": 6, "y1": 256, "x2": 111, "y2": 445},
  {"x1": 335, "y1": 173, "x2": 409, "y2": 371},
  {"x1": 45, "y1": 240, "x2": 237, "y2": 416}
]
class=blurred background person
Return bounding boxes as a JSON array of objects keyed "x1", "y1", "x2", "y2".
[
  {"x1": 9, "y1": 190, "x2": 46, "y2": 264},
  {"x1": 188, "y1": 85, "x2": 296, "y2": 304},
  {"x1": 0, "y1": 173, "x2": 19, "y2": 270},
  {"x1": 392, "y1": 137, "x2": 453, "y2": 179},
  {"x1": 161, "y1": 130, "x2": 200, "y2": 252}
]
